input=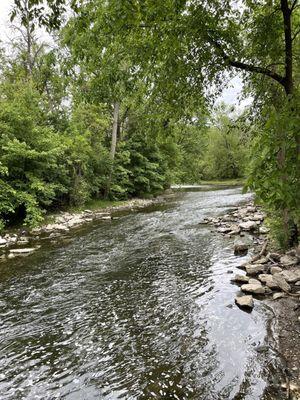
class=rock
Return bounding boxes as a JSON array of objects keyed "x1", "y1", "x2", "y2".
[
  {"x1": 272, "y1": 273, "x2": 291, "y2": 292},
  {"x1": 239, "y1": 221, "x2": 257, "y2": 231},
  {"x1": 252, "y1": 213, "x2": 264, "y2": 221},
  {"x1": 270, "y1": 266, "x2": 283, "y2": 275},
  {"x1": 280, "y1": 255, "x2": 298, "y2": 267},
  {"x1": 279, "y1": 269, "x2": 300, "y2": 283},
  {"x1": 245, "y1": 264, "x2": 265, "y2": 275},
  {"x1": 217, "y1": 226, "x2": 232, "y2": 233},
  {"x1": 241, "y1": 283, "x2": 265, "y2": 294},
  {"x1": 234, "y1": 242, "x2": 249, "y2": 256},
  {"x1": 44, "y1": 223, "x2": 70, "y2": 232},
  {"x1": 9, "y1": 248, "x2": 36, "y2": 255},
  {"x1": 295, "y1": 281, "x2": 300, "y2": 286},
  {"x1": 259, "y1": 226, "x2": 269, "y2": 234},
  {"x1": 0, "y1": 238, "x2": 7, "y2": 246},
  {"x1": 255, "y1": 257, "x2": 268, "y2": 264},
  {"x1": 235, "y1": 295, "x2": 254, "y2": 309},
  {"x1": 249, "y1": 278, "x2": 261, "y2": 285},
  {"x1": 231, "y1": 274, "x2": 249, "y2": 283},
  {"x1": 258, "y1": 274, "x2": 279, "y2": 289},
  {"x1": 273, "y1": 292, "x2": 285, "y2": 300},
  {"x1": 246, "y1": 206, "x2": 256, "y2": 213}
]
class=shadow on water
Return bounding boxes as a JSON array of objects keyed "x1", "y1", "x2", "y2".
[{"x1": 0, "y1": 186, "x2": 287, "y2": 399}]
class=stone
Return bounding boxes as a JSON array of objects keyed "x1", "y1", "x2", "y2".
[
  {"x1": 295, "y1": 281, "x2": 300, "y2": 286},
  {"x1": 239, "y1": 221, "x2": 257, "y2": 231},
  {"x1": 217, "y1": 226, "x2": 232, "y2": 233},
  {"x1": 234, "y1": 242, "x2": 249, "y2": 256},
  {"x1": 249, "y1": 278, "x2": 261, "y2": 285},
  {"x1": 246, "y1": 206, "x2": 256, "y2": 213},
  {"x1": 255, "y1": 257, "x2": 268, "y2": 264},
  {"x1": 279, "y1": 269, "x2": 300, "y2": 283},
  {"x1": 272, "y1": 273, "x2": 291, "y2": 292},
  {"x1": 245, "y1": 264, "x2": 265, "y2": 275},
  {"x1": 258, "y1": 274, "x2": 279, "y2": 289},
  {"x1": 280, "y1": 255, "x2": 298, "y2": 267},
  {"x1": 231, "y1": 274, "x2": 249, "y2": 283},
  {"x1": 270, "y1": 266, "x2": 283, "y2": 275},
  {"x1": 252, "y1": 213, "x2": 264, "y2": 221},
  {"x1": 273, "y1": 292, "x2": 285, "y2": 300},
  {"x1": 0, "y1": 238, "x2": 7, "y2": 246},
  {"x1": 241, "y1": 283, "x2": 265, "y2": 294},
  {"x1": 9, "y1": 248, "x2": 36, "y2": 255},
  {"x1": 235, "y1": 295, "x2": 254, "y2": 309},
  {"x1": 259, "y1": 226, "x2": 270, "y2": 234}
]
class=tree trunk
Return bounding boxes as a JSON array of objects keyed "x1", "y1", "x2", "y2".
[{"x1": 110, "y1": 102, "x2": 120, "y2": 160}]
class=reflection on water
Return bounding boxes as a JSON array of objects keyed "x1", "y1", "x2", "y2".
[{"x1": 0, "y1": 187, "x2": 285, "y2": 399}]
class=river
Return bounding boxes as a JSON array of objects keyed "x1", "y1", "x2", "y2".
[{"x1": 0, "y1": 186, "x2": 286, "y2": 399}]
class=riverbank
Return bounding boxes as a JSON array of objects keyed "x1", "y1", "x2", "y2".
[
  {"x1": 206, "y1": 201, "x2": 300, "y2": 398},
  {"x1": 0, "y1": 194, "x2": 173, "y2": 261}
]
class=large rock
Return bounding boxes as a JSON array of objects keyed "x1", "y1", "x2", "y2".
[
  {"x1": 273, "y1": 292, "x2": 285, "y2": 300},
  {"x1": 279, "y1": 269, "x2": 300, "y2": 283},
  {"x1": 239, "y1": 221, "x2": 257, "y2": 231},
  {"x1": 235, "y1": 295, "x2": 254, "y2": 309},
  {"x1": 280, "y1": 255, "x2": 298, "y2": 267},
  {"x1": 241, "y1": 283, "x2": 265, "y2": 294},
  {"x1": 234, "y1": 242, "x2": 249, "y2": 256},
  {"x1": 0, "y1": 238, "x2": 7, "y2": 246},
  {"x1": 258, "y1": 274, "x2": 279, "y2": 289},
  {"x1": 231, "y1": 274, "x2": 249, "y2": 283},
  {"x1": 270, "y1": 266, "x2": 283, "y2": 275},
  {"x1": 9, "y1": 248, "x2": 36, "y2": 255},
  {"x1": 272, "y1": 273, "x2": 291, "y2": 292},
  {"x1": 245, "y1": 264, "x2": 265, "y2": 275}
]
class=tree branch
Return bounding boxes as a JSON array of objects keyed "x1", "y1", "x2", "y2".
[
  {"x1": 211, "y1": 40, "x2": 286, "y2": 87},
  {"x1": 291, "y1": 0, "x2": 298, "y2": 12}
]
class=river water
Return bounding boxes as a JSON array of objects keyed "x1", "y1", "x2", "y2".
[{"x1": 0, "y1": 187, "x2": 286, "y2": 399}]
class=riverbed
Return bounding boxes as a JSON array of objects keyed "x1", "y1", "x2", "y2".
[{"x1": 0, "y1": 186, "x2": 287, "y2": 399}]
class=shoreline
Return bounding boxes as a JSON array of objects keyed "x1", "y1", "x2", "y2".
[
  {"x1": 0, "y1": 194, "x2": 173, "y2": 261},
  {"x1": 206, "y1": 201, "x2": 300, "y2": 397}
]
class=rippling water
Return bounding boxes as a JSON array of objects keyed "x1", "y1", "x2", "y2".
[{"x1": 0, "y1": 187, "x2": 286, "y2": 399}]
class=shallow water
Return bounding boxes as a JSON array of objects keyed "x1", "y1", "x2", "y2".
[{"x1": 0, "y1": 187, "x2": 286, "y2": 399}]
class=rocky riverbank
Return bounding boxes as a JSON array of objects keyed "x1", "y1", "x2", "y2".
[
  {"x1": 0, "y1": 196, "x2": 169, "y2": 261},
  {"x1": 204, "y1": 201, "x2": 300, "y2": 398}
]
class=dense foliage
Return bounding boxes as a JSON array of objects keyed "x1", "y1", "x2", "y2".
[{"x1": 2, "y1": 0, "x2": 299, "y2": 247}]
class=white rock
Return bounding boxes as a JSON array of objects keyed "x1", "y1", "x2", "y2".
[
  {"x1": 10, "y1": 248, "x2": 36, "y2": 254},
  {"x1": 273, "y1": 293, "x2": 285, "y2": 300},
  {"x1": 245, "y1": 264, "x2": 265, "y2": 275},
  {"x1": 0, "y1": 238, "x2": 7, "y2": 245},
  {"x1": 279, "y1": 269, "x2": 300, "y2": 283},
  {"x1": 280, "y1": 255, "x2": 298, "y2": 267},
  {"x1": 259, "y1": 226, "x2": 270, "y2": 234},
  {"x1": 249, "y1": 278, "x2": 261, "y2": 285},
  {"x1": 231, "y1": 274, "x2": 249, "y2": 283},
  {"x1": 235, "y1": 295, "x2": 254, "y2": 309},
  {"x1": 239, "y1": 221, "x2": 257, "y2": 231},
  {"x1": 258, "y1": 274, "x2": 279, "y2": 289},
  {"x1": 272, "y1": 274, "x2": 291, "y2": 292},
  {"x1": 241, "y1": 283, "x2": 265, "y2": 294},
  {"x1": 270, "y1": 266, "x2": 283, "y2": 275}
]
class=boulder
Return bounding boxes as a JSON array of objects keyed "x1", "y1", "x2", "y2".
[
  {"x1": 259, "y1": 226, "x2": 270, "y2": 234},
  {"x1": 241, "y1": 283, "x2": 265, "y2": 294},
  {"x1": 234, "y1": 242, "x2": 249, "y2": 256},
  {"x1": 272, "y1": 273, "x2": 291, "y2": 292},
  {"x1": 258, "y1": 274, "x2": 279, "y2": 289},
  {"x1": 0, "y1": 238, "x2": 7, "y2": 246},
  {"x1": 279, "y1": 269, "x2": 300, "y2": 283},
  {"x1": 273, "y1": 292, "x2": 285, "y2": 300},
  {"x1": 270, "y1": 266, "x2": 283, "y2": 275},
  {"x1": 245, "y1": 264, "x2": 265, "y2": 275},
  {"x1": 280, "y1": 255, "x2": 298, "y2": 267},
  {"x1": 239, "y1": 221, "x2": 257, "y2": 231},
  {"x1": 231, "y1": 274, "x2": 249, "y2": 283},
  {"x1": 235, "y1": 295, "x2": 254, "y2": 309},
  {"x1": 249, "y1": 278, "x2": 261, "y2": 285}
]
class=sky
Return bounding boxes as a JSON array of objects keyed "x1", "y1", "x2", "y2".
[{"x1": 0, "y1": 0, "x2": 251, "y2": 111}]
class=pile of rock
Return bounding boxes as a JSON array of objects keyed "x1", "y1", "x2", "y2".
[
  {"x1": 232, "y1": 250, "x2": 300, "y2": 310},
  {"x1": 202, "y1": 202, "x2": 267, "y2": 238}
]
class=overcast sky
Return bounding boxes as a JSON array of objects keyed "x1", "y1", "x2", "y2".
[{"x1": 0, "y1": 0, "x2": 251, "y2": 111}]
